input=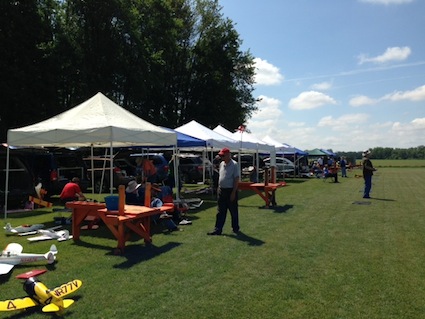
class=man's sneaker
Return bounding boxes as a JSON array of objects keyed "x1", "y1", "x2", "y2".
[
  {"x1": 233, "y1": 229, "x2": 240, "y2": 235},
  {"x1": 179, "y1": 219, "x2": 192, "y2": 225},
  {"x1": 160, "y1": 213, "x2": 172, "y2": 219},
  {"x1": 207, "y1": 230, "x2": 221, "y2": 236}
]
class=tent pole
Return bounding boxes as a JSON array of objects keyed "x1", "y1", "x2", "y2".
[
  {"x1": 4, "y1": 145, "x2": 10, "y2": 219},
  {"x1": 174, "y1": 147, "x2": 180, "y2": 201},
  {"x1": 90, "y1": 144, "x2": 94, "y2": 196},
  {"x1": 99, "y1": 148, "x2": 107, "y2": 194},
  {"x1": 109, "y1": 142, "x2": 113, "y2": 195}
]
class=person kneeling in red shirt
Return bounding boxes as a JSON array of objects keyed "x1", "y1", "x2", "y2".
[{"x1": 60, "y1": 177, "x2": 86, "y2": 204}]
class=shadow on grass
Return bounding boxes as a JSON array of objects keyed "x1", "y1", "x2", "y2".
[
  {"x1": 113, "y1": 242, "x2": 181, "y2": 269},
  {"x1": 270, "y1": 204, "x2": 294, "y2": 213},
  {"x1": 283, "y1": 178, "x2": 309, "y2": 184},
  {"x1": 242, "y1": 204, "x2": 293, "y2": 213},
  {"x1": 370, "y1": 197, "x2": 396, "y2": 201},
  {"x1": 228, "y1": 231, "x2": 265, "y2": 246},
  {"x1": 3, "y1": 209, "x2": 53, "y2": 219}
]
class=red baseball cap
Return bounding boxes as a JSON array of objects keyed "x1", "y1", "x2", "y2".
[{"x1": 218, "y1": 147, "x2": 230, "y2": 156}]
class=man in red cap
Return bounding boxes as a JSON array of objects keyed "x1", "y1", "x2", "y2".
[{"x1": 207, "y1": 147, "x2": 240, "y2": 235}]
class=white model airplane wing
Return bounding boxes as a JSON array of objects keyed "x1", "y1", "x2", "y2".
[
  {"x1": 0, "y1": 263, "x2": 15, "y2": 275},
  {"x1": 27, "y1": 235, "x2": 53, "y2": 242},
  {"x1": 27, "y1": 229, "x2": 72, "y2": 242},
  {"x1": 17, "y1": 230, "x2": 39, "y2": 236}
]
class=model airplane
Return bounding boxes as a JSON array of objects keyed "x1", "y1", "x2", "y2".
[
  {"x1": 0, "y1": 269, "x2": 82, "y2": 313},
  {"x1": 0, "y1": 243, "x2": 57, "y2": 275},
  {"x1": 4, "y1": 223, "x2": 45, "y2": 236},
  {"x1": 27, "y1": 228, "x2": 73, "y2": 242}
]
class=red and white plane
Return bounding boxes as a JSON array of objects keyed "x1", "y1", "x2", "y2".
[{"x1": 0, "y1": 243, "x2": 57, "y2": 275}]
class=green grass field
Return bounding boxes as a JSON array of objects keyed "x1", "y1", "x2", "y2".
[
  {"x1": 1, "y1": 163, "x2": 425, "y2": 318},
  {"x1": 358, "y1": 159, "x2": 425, "y2": 167}
]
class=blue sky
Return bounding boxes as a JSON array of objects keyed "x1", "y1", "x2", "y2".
[{"x1": 219, "y1": 0, "x2": 425, "y2": 152}]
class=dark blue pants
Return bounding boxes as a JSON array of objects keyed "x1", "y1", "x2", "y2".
[
  {"x1": 214, "y1": 188, "x2": 239, "y2": 233},
  {"x1": 364, "y1": 175, "x2": 372, "y2": 197}
]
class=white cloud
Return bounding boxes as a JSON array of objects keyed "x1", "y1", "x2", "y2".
[
  {"x1": 393, "y1": 118, "x2": 425, "y2": 131},
  {"x1": 317, "y1": 113, "x2": 369, "y2": 128},
  {"x1": 349, "y1": 95, "x2": 379, "y2": 107},
  {"x1": 411, "y1": 118, "x2": 425, "y2": 127},
  {"x1": 311, "y1": 81, "x2": 333, "y2": 91},
  {"x1": 383, "y1": 84, "x2": 425, "y2": 102},
  {"x1": 359, "y1": 0, "x2": 414, "y2": 4},
  {"x1": 254, "y1": 58, "x2": 284, "y2": 85},
  {"x1": 358, "y1": 46, "x2": 411, "y2": 65},
  {"x1": 246, "y1": 95, "x2": 282, "y2": 132},
  {"x1": 288, "y1": 91, "x2": 337, "y2": 110},
  {"x1": 288, "y1": 122, "x2": 305, "y2": 127},
  {"x1": 349, "y1": 84, "x2": 425, "y2": 106}
]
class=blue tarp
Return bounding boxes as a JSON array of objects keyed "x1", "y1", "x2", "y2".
[
  {"x1": 320, "y1": 149, "x2": 337, "y2": 157},
  {"x1": 161, "y1": 127, "x2": 206, "y2": 148}
]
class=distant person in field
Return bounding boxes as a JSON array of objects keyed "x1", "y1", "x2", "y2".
[
  {"x1": 362, "y1": 150, "x2": 377, "y2": 199},
  {"x1": 340, "y1": 156, "x2": 347, "y2": 178}
]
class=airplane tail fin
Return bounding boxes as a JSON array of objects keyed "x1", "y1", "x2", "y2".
[
  {"x1": 49, "y1": 244, "x2": 58, "y2": 255},
  {"x1": 42, "y1": 303, "x2": 60, "y2": 312},
  {"x1": 4, "y1": 223, "x2": 12, "y2": 233},
  {"x1": 42, "y1": 299, "x2": 74, "y2": 312},
  {"x1": 45, "y1": 245, "x2": 58, "y2": 264}
]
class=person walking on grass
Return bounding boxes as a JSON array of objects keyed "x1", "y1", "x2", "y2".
[
  {"x1": 362, "y1": 149, "x2": 377, "y2": 199},
  {"x1": 208, "y1": 148, "x2": 240, "y2": 236}
]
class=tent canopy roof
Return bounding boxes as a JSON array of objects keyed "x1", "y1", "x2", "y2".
[
  {"x1": 307, "y1": 148, "x2": 328, "y2": 156},
  {"x1": 262, "y1": 135, "x2": 308, "y2": 155},
  {"x1": 7, "y1": 92, "x2": 176, "y2": 148},
  {"x1": 175, "y1": 120, "x2": 239, "y2": 151},
  {"x1": 161, "y1": 127, "x2": 205, "y2": 148},
  {"x1": 213, "y1": 125, "x2": 273, "y2": 152}
]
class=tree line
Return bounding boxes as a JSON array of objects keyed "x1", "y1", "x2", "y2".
[
  {"x1": 336, "y1": 146, "x2": 425, "y2": 160},
  {"x1": 0, "y1": 0, "x2": 257, "y2": 141}
]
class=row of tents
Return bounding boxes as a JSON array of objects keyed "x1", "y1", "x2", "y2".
[{"x1": 4, "y1": 92, "x2": 335, "y2": 215}]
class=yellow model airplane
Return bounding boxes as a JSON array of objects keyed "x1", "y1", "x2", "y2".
[{"x1": 0, "y1": 269, "x2": 82, "y2": 313}]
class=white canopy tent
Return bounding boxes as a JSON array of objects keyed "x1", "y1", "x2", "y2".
[
  {"x1": 213, "y1": 125, "x2": 260, "y2": 152},
  {"x1": 214, "y1": 125, "x2": 276, "y2": 181},
  {"x1": 262, "y1": 135, "x2": 308, "y2": 176},
  {"x1": 262, "y1": 135, "x2": 304, "y2": 155},
  {"x1": 175, "y1": 120, "x2": 239, "y2": 151},
  {"x1": 5, "y1": 92, "x2": 177, "y2": 217}
]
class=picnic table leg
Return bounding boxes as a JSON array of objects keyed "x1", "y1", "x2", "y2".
[
  {"x1": 71, "y1": 210, "x2": 89, "y2": 241},
  {"x1": 117, "y1": 222, "x2": 126, "y2": 252}
]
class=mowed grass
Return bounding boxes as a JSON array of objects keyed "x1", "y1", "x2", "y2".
[{"x1": 1, "y1": 164, "x2": 425, "y2": 318}]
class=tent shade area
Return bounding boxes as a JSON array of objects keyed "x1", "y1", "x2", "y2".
[{"x1": 5, "y1": 92, "x2": 177, "y2": 216}]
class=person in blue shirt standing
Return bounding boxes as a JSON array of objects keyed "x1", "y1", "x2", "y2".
[
  {"x1": 340, "y1": 156, "x2": 347, "y2": 177},
  {"x1": 362, "y1": 150, "x2": 377, "y2": 198},
  {"x1": 208, "y1": 148, "x2": 240, "y2": 236}
]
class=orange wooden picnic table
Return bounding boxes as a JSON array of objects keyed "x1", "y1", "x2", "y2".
[{"x1": 66, "y1": 183, "x2": 173, "y2": 253}]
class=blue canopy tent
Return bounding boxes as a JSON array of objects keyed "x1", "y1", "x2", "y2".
[
  {"x1": 320, "y1": 149, "x2": 337, "y2": 157},
  {"x1": 161, "y1": 127, "x2": 206, "y2": 148}
]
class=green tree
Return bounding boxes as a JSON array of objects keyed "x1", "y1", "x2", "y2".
[
  {"x1": 0, "y1": 0, "x2": 257, "y2": 141},
  {"x1": 0, "y1": 0, "x2": 58, "y2": 138},
  {"x1": 184, "y1": 0, "x2": 257, "y2": 129}
]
